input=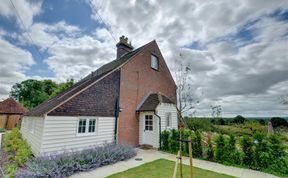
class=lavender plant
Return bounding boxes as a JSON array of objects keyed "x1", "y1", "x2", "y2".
[{"x1": 16, "y1": 144, "x2": 136, "y2": 178}]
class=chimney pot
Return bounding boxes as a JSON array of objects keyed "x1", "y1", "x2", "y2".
[{"x1": 116, "y1": 35, "x2": 133, "y2": 59}]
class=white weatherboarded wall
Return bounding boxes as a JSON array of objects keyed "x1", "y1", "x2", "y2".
[
  {"x1": 41, "y1": 116, "x2": 115, "y2": 153},
  {"x1": 139, "y1": 103, "x2": 178, "y2": 148},
  {"x1": 21, "y1": 116, "x2": 44, "y2": 155}
]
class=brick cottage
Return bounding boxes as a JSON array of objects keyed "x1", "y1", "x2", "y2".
[{"x1": 21, "y1": 36, "x2": 178, "y2": 155}]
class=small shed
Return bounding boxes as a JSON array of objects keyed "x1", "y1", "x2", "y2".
[{"x1": 0, "y1": 98, "x2": 27, "y2": 130}]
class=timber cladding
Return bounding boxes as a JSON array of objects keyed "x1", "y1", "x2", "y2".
[{"x1": 0, "y1": 114, "x2": 22, "y2": 130}]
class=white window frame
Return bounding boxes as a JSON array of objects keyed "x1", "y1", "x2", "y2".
[
  {"x1": 165, "y1": 112, "x2": 172, "y2": 129},
  {"x1": 151, "y1": 55, "x2": 159, "y2": 70},
  {"x1": 77, "y1": 117, "x2": 98, "y2": 136}
]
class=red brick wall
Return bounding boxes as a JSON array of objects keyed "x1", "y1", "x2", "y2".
[{"x1": 118, "y1": 41, "x2": 177, "y2": 146}]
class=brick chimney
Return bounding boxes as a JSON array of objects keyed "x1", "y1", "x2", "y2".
[{"x1": 116, "y1": 36, "x2": 133, "y2": 59}]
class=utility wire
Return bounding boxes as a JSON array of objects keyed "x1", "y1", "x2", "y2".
[
  {"x1": 88, "y1": 0, "x2": 117, "y2": 43},
  {"x1": 9, "y1": 0, "x2": 44, "y2": 59}
]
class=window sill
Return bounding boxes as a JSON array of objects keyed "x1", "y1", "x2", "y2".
[{"x1": 76, "y1": 132, "x2": 97, "y2": 137}]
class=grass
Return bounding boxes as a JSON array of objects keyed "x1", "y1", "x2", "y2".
[{"x1": 108, "y1": 159, "x2": 236, "y2": 178}]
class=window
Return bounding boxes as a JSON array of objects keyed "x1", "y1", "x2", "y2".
[
  {"x1": 151, "y1": 55, "x2": 159, "y2": 70},
  {"x1": 78, "y1": 118, "x2": 97, "y2": 134},
  {"x1": 145, "y1": 115, "x2": 153, "y2": 131},
  {"x1": 89, "y1": 119, "x2": 96, "y2": 133},
  {"x1": 78, "y1": 119, "x2": 86, "y2": 133},
  {"x1": 165, "y1": 112, "x2": 172, "y2": 128}
]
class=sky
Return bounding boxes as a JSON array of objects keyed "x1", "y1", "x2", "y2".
[{"x1": 0, "y1": 0, "x2": 288, "y2": 117}]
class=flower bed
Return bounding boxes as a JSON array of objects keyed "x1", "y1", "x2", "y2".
[{"x1": 16, "y1": 144, "x2": 137, "y2": 178}]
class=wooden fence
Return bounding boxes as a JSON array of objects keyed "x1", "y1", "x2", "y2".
[{"x1": 0, "y1": 114, "x2": 21, "y2": 130}]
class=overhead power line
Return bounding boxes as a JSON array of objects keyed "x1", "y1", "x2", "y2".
[
  {"x1": 88, "y1": 0, "x2": 117, "y2": 43},
  {"x1": 9, "y1": 0, "x2": 44, "y2": 59}
]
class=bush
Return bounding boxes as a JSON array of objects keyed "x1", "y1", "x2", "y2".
[
  {"x1": 206, "y1": 134, "x2": 214, "y2": 161},
  {"x1": 215, "y1": 134, "x2": 225, "y2": 162},
  {"x1": 185, "y1": 118, "x2": 214, "y2": 132},
  {"x1": 192, "y1": 131, "x2": 203, "y2": 158},
  {"x1": 169, "y1": 129, "x2": 179, "y2": 153},
  {"x1": 253, "y1": 132, "x2": 270, "y2": 169},
  {"x1": 216, "y1": 118, "x2": 226, "y2": 125},
  {"x1": 16, "y1": 144, "x2": 136, "y2": 178},
  {"x1": 0, "y1": 128, "x2": 5, "y2": 133},
  {"x1": 270, "y1": 117, "x2": 288, "y2": 128},
  {"x1": 3, "y1": 127, "x2": 33, "y2": 177},
  {"x1": 160, "y1": 130, "x2": 170, "y2": 151},
  {"x1": 241, "y1": 135, "x2": 254, "y2": 166}
]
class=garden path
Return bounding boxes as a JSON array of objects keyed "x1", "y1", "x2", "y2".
[{"x1": 70, "y1": 148, "x2": 278, "y2": 178}]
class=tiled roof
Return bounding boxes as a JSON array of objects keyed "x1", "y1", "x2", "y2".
[
  {"x1": 25, "y1": 42, "x2": 149, "y2": 117},
  {"x1": 0, "y1": 98, "x2": 28, "y2": 114},
  {"x1": 136, "y1": 93, "x2": 175, "y2": 112}
]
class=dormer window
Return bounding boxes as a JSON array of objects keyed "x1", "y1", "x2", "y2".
[{"x1": 151, "y1": 55, "x2": 159, "y2": 70}]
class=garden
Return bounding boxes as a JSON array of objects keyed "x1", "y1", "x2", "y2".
[
  {"x1": 160, "y1": 116, "x2": 288, "y2": 177},
  {"x1": 0, "y1": 127, "x2": 136, "y2": 178}
]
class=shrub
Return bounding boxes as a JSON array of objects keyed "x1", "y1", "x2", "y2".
[
  {"x1": 253, "y1": 132, "x2": 271, "y2": 169},
  {"x1": 16, "y1": 144, "x2": 136, "y2": 178},
  {"x1": 241, "y1": 136, "x2": 254, "y2": 166},
  {"x1": 215, "y1": 134, "x2": 225, "y2": 162},
  {"x1": 0, "y1": 128, "x2": 5, "y2": 133},
  {"x1": 206, "y1": 134, "x2": 214, "y2": 161},
  {"x1": 192, "y1": 131, "x2": 203, "y2": 158},
  {"x1": 243, "y1": 121, "x2": 266, "y2": 134},
  {"x1": 216, "y1": 118, "x2": 226, "y2": 125},
  {"x1": 2, "y1": 127, "x2": 33, "y2": 177},
  {"x1": 185, "y1": 118, "x2": 214, "y2": 132},
  {"x1": 270, "y1": 117, "x2": 288, "y2": 128},
  {"x1": 233, "y1": 115, "x2": 246, "y2": 124},
  {"x1": 269, "y1": 134, "x2": 285, "y2": 159},
  {"x1": 160, "y1": 130, "x2": 170, "y2": 151},
  {"x1": 169, "y1": 129, "x2": 179, "y2": 153}
]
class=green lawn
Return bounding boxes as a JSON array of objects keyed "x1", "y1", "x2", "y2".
[{"x1": 108, "y1": 159, "x2": 235, "y2": 178}]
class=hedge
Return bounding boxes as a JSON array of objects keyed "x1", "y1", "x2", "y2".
[{"x1": 160, "y1": 129, "x2": 288, "y2": 177}]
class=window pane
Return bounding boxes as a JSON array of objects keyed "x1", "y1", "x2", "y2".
[
  {"x1": 151, "y1": 55, "x2": 158, "y2": 70},
  {"x1": 88, "y1": 119, "x2": 96, "y2": 133},
  {"x1": 78, "y1": 119, "x2": 86, "y2": 133}
]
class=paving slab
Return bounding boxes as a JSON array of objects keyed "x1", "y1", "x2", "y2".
[{"x1": 70, "y1": 149, "x2": 279, "y2": 178}]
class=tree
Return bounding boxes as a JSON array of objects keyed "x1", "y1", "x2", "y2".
[
  {"x1": 10, "y1": 79, "x2": 74, "y2": 109},
  {"x1": 210, "y1": 105, "x2": 222, "y2": 118},
  {"x1": 50, "y1": 79, "x2": 74, "y2": 97},
  {"x1": 233, "y1": 115, "x2": 246, "y2": 124},
  {"x1": 10, "y1": 80, "x2": 51, "y2": 109},
  {"x1": 270, "y1": 117, "x2": 288, "y2": 128},
  {"x1": 174, "y1": 54, "x2": 199, "y2": 115}
]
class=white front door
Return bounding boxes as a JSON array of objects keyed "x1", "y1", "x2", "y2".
[{"x1": 143, "y1": 114, "x2": 154, "y2": 145}]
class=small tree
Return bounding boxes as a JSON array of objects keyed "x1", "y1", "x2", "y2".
[{"x1": 174, "y1": 55, "x2": 199, "y2": 115}]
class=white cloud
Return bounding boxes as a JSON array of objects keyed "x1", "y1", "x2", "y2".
[
  {"x1": 0, "y1": 37, "x2": 34, "y2": 99},
  {"x1": 0, "y1": 0, "x2": 42, "y2": 28}
]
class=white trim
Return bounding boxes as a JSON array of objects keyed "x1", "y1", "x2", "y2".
[{"x1": 76, "y1": 117, "x2": 98, "y2": 136}]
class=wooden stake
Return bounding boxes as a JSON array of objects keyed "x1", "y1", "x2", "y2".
[
  {"x1": 172, "y1": 151, "x2": 180, "y2": 178},
  {"x1": 179, "y1": 132, "x2": 183, "y2": 178},
  {"x1": 188, "y1": 136, "x2": 193, "y2": 178}
]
